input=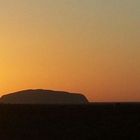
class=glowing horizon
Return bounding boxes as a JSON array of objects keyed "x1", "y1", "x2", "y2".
[{"x1": 0, "y1": 0, "x2": 140, "y2": 102}]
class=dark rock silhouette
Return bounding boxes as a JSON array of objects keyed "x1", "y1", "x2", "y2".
[{"x1": 0, "y1": 89, "x2": 88, "y2": 104}]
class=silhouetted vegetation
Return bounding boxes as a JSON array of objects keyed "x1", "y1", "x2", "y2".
[{"x1": 0, "y1": 103, "x2": 140, "y2": 139}]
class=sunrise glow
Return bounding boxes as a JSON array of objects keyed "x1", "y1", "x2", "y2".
[{"x1": 0, "y1": 0, "x2": 140, "y2": 102}]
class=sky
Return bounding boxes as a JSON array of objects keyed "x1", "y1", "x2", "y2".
[{"x1": 0, "y1": 0, "x2": 140, "y2": 102}]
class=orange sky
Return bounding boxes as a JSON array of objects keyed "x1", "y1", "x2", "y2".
[{"x1": 0, "y1": 0, "x2": 140, "y2": 101}]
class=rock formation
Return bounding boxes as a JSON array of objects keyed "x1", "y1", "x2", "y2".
[{"x1": 0, "y1": 89, "x2": 88, "y2": 104}]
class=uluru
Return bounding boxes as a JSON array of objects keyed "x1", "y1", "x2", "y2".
[{"x1": 0, "y1": 89, "x2": 88, "y2": 104}]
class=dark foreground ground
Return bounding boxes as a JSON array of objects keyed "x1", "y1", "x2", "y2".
[{"x1": 0, "y1": 103, "x2": 140, "y2": 139}]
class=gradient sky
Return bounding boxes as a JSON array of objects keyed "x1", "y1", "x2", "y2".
[{"x1": 0, "y1": 0, "x2": 140, "y2": 101}]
